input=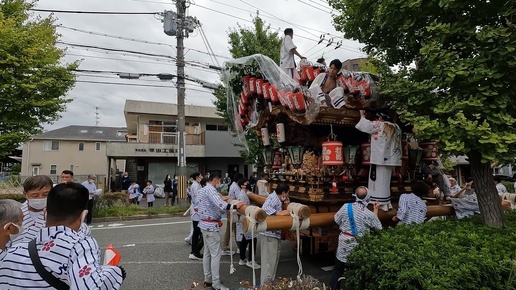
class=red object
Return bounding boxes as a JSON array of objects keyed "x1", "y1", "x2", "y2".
[
  {"x1": 420, "y1": 141, "x2": 439, "y2": 161},
  {"x1": 262, "y1": 81, "x2": 271, "y2": 102},
  {"x1": 255, "y1": 78, "x2": 263, "y2": 96},
  {"x1": 337, "y1": 74, "x2": 350, "y2": 93},
  {"x1": 268, "y1": 84, "x2": 280, "y2": 104},
  {"x1": 292, "y1": 90, "x2": 306, "y2": 113},
  {"x1": 103, "y1": 244, "x2": 121, "y2": 266},
  {"x1": 241, "y1": 88, "x2": 250, "y2": 105},
  {"x1": 332, "y1": 180, "x2": 338, "y2": 192},
  {"x1": 278, "y1": 87, "x2": 290, "y2": 109},
  {"x1": 361, "y1": 142, "x2": 371, "y2": 166},
  {"x1": 300, "y1": 65, "x2": 308, "y2": 81},
  {"x1": 305, "y1": 66, "x2": 315, "y2": 81},
  {"x1": 354, "y1": 73, "x2": 371, "y2": 98},
  {"x1": 322, "y1": 141, "x2": 344, "y2": 166},
  {"x1": 313, "y1": 67, "x2": 321, "y2": 79},
  {"x1": 249, "y1": 76, "x2": 257, "y2": 94}
]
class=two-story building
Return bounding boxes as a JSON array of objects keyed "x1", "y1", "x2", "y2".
[
  {"x1": 21, "y1": 125, "x2": 127, "y2": 186},
  {"x1": 105, "y1": 100, "x2": 249, "y2": 189}
]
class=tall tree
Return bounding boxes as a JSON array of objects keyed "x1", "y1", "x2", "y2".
[
  {"x1": 0, "y1": 0, "x2": 77, "y2": 156},
  {"x1": 213, "y1": 14, "x2": 281, "y2": 170},
  {"x1": 329, "y1": 0, "x2": 516, "y2": 227}
]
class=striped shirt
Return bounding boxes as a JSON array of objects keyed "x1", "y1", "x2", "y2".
[
  {"x1": 0, "y1": 226, "x2": 123, "y2": 290},
  {"x1": 190, "y1": 181, "x2": 202, "y2": 221},
  {"x1": 228, "y1": 182, "x2": 239, "y2": 200},
  {"x1": 334, "y1": 202, "x2": 382, "y2": 262},
  {"x1": 235, "y1": 189, "x2": 254, "y2": 240},
  {"x1": 10, "y1": 201, "x2": 46, "y2": 246},
  {"x1": 396, "y1": 193, "x2": 427, "y2": 224},
  {"x1": 260, "y1": 192, "x2": 283, "y2": 239},
  {"x1": 198, "y1": 184, "x2": 236, "y2": 232}
]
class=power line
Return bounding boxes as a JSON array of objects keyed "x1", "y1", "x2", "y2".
[
  {"x1": 30, "y1": 8, "x2": 159, "y2": 15},
  {"x1": 297, "y1": 0, "x2": 332, "y2": 13},
  {"x1": 75, "y1": 79, "x2": 214, "y2": 94}
]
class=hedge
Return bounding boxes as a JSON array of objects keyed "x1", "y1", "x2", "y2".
[{"x1": 345, "y1": 212, "x2": 516, "y2": 290}]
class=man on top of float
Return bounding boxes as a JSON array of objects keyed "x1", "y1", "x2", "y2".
[{"x1": 355, "y1": 110, "x2": 402, "y2": 211}]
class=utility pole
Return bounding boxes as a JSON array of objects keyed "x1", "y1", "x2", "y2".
[
  {"x1": 176, "y1": 0, "x2": 187, "y2": 202},
  {"x1": 162, "y1": 1, "x2": 199, "y2": 202}
]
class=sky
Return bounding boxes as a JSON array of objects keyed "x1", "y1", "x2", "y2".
[{"x1": 33, "y1": 0, "x2": 366, "y2": 131}]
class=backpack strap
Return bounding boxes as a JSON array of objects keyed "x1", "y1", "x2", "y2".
[
  {"x1": 28, "y1": 239, "x2": 70, "y2": 290},
  {"x1": 347, "y1": 203, "x2": 358, "y2": 237}
]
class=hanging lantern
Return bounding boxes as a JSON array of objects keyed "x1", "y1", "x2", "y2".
[
  {"x1": 408, "y1": 147, "x2": 424, "y2": 171},
  {"x1": 255, "y1": 77, "x2": 263, "y2": 96},
  {"x1": 262, "y1": 81, "x2": 271, "y2": 102},
  {"x1": 322, "y1": 141, "x2": 344, "y2": 166},
  {"x1": 249, "y1": 75, "x2": 257, "y2": 94},
  {"x1": 268, "y1": 84, "x2": 280, "y2": 104},
  {"x1": 271, "y1": 150, "x2": 283, "y2": 169},
  {"x1": 287, "y1": 146, "x2": 305, "y2": 165},
  {"x1": 261, "y1": 127, "x2": 270, "y2": 146},
  {"x1": 292, "y1": 89, "x2": 306, "y2": 113},
  {"x1": 361, "y1": 142, "x2": 371, "y2": 165},
  {"x1": 276, "y1": 123, "x2": 286, "y2": 143},
  {"x1": 344, "y1": 146, "x2": 359, "y2": 165},
  {"x1": 262, "y1": 148, "x2": 273, "y2": 166},
  {"x1": 420, "y1": 141, "x2": 439, "y2": 161},
  {"x1": 305, "y1": 66, "x2": 315, "y2": 81}
]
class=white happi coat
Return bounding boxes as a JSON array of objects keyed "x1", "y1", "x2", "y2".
[{"x1": 356, "y1": 117, "x2": 402, "y2": 205}]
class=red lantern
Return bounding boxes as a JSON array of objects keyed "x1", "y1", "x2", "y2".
[
  {"x1": 249, "y1": 76, "x2": 257, "y2": 94},
  {"x1": 322, "y1": 141, "x2": 344, "y2": 166},
  {"x1": 241, "y1": 89, "x2": 250, "y2": 105},
  {"x1": 361, "y1": 142, "x2": 371, "y2": 166},
  {"x1": 268, "y1": 84, "x2": 280, "y2": 104},
  {"x1": 420, "y1": 141, "x2": 439, "y2": 161},
  {"x1": 262, "y1": 81, "x2": 271, "y2": 102},
  {"x1": 278, "y1": 87, "x2": 290, "y2": 109},
  {"x1": 292, "y1": 90, "x2": 306, "y2": 113},
  {"x1": 255, "y1": 78, "x2": 263, "y2": 96},
  {"x1": 313, "y1": 67, "x2": 321, "y2": 79},
  {"x1": 300, "y1": 65, "x2": 308, "y2": 81},
  {"x1": 305, "y1": 66, "x2": 315, "y2": 81}
]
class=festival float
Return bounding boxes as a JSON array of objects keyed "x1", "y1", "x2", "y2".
[{"x1": 222, "y1": 54, "x2": 453, "y2": 255}]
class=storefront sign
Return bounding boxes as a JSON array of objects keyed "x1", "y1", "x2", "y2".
[{"x1": 134, "y1": 148, "x2": 178, "y2": 154}]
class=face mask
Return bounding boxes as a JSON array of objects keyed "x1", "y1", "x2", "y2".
[
  {"x1": 28, "y1": 198, "x2": 47, "y2": 210},
  {"x1": 280, "y1": 196, "x2": 286, "y2": 201},
  {"x1": 216, "y1": 183, "x2": 222, "y2": 189},
  {"x1": 4, "y1": 222, "x2": 23, "y2": 241}
]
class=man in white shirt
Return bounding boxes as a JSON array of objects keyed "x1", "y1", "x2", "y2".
[
  {"x1": 280, "y1": 28, "x2": 305, "y2": 78},
  {"x1": 392, "y1": 181, "x2": 428, "y2": 224},
  {"x1": 0, "y1": 182, "x2": 125, "y2": 289},
  {"x1": 81, "y1": 174, "x2": 101, "y2": 225}
]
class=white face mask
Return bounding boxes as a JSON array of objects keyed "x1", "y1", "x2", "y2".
[
  {"x1": 280, "y1": 196, "x2": 286, "y2": 201},
  {"x1": 28, "y1": 198, "x2": 47, "y2": 211},
  {"x1": 4, "y1": 222, "x2": 23, "y2": 241}
]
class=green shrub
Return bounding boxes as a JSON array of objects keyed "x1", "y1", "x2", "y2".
[
  {"x1": 93, "y1": 204, "x2": 189, "y2": 218},
  {"x1": 0, "y1": 193, "x2": 26, "y2": 203},
  {"x1": 94, "y1": 192, "x2": 128, "y2": 210},
  {"x1": 346, "y1": 212, "x2": 516, "y2": 290}
]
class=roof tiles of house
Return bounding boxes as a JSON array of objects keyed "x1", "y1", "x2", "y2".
[{"x1": 32, "y1": 125, "x2": 127, "y2": 142}]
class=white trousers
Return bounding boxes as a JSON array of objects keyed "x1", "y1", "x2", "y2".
[
  {"x1": 202, "y1": 230, "x2": 223, "y2": 288},
  {"x1": 260, "y1": 235, "x2": 281, "y2": 285},
  {"x1": 368, "y1": 165, "x2": 393, "y2": 205}
]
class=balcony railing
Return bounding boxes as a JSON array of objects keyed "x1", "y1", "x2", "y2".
[{"x1": 145, "y1": 131, "x2": 205, "y2": 145}]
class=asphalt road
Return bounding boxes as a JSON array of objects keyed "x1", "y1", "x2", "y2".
[{"x1": 90, "y1": 216, "x2": 335, "y2": 290}]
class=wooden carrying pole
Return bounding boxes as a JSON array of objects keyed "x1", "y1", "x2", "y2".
[{"x1": 243, "y1": 205, "x2": 457, "y2": 232}]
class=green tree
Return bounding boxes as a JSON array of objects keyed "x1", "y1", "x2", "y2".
[
  {"x1": 329, "y1": 0, "x2": 516, "y2": 227},
  {"x1": 213, "y1": 14, "x2": 281, "y2": 170},
  {"x1": 0, "y1": 0, "x2": 77, "y2": 156}
]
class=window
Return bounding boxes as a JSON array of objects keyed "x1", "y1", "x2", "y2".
[
  {"x1": 206, "y1": 124, "x2": 228, "y2": 131},
  {"x1": 95, "y1": 142, "x2": 101, "y2": 151},
  {"x1": 50, "y1": 164, "x2": 57, "y2": 175},
  {"x1": 206, "y1": 124, "x2": 218, "y2": 131},
  {"x1": 70, "y1": 165, "x2": 74, "y2": 171},
  {"x1": 32, "y1": 166, "x2": 40, "y2": 176},
  {"x1": 78, "y1": 142, "x2": 84, "y2": 151},
  {"x1": 352, "y1": 64, "x2": 360, "y2": 71},
  {"x1": 43, "y1": 141, "x2": 59, "y2": 151}
]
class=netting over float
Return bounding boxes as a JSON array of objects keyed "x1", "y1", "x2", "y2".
[{"x1": 222, "y1": 54, "x2": 382, "y2": 151}]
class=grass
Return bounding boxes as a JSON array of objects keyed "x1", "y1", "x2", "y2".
[{"x1": 93, "y1": 204, "x2": 189, "y2": 218}]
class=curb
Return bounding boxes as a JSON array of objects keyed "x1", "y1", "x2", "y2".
[{"x1": 92, "y1": 213, "x2": 186, "y2": 223}]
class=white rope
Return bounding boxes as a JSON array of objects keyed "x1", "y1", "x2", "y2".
[
  {"x1": 228, "y1": 200, "x2": 239, "y2": 275},
  {"x1": 244, "y1": 212, "x2": 258, "y2": 286}
]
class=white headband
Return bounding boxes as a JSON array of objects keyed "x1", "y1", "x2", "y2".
[{"x1": 353, "y1": 186, "x2": 371, "y2": 206}]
